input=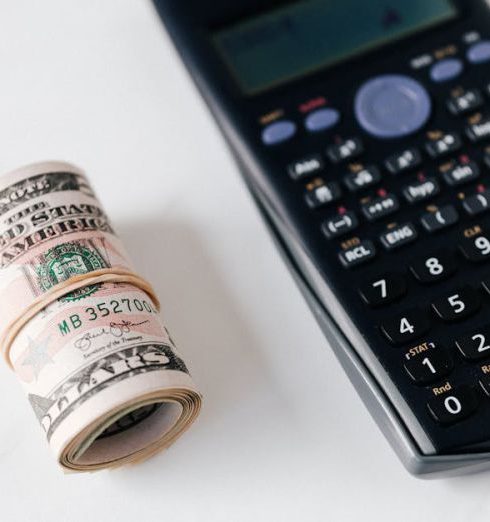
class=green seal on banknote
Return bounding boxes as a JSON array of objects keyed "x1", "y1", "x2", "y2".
[{"x1": 37, "y1": 242, "x2": 106, "y2": 301}]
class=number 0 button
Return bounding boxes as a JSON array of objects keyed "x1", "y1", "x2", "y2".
[
  {"x1": 409, "y1": 249, "x2": 457, "y2": 284},
  {"x1": 427, "y1": 386, "x2": 478, "y2": 425},
  {"x1": 359, "y1": 273, "x2": 406, "y2": 307},
  {"x1": 431, "y1": 286, "x2": 481, "y2": 322},
  {"x1": 380, "y1": 308, "x2": 430, "y2": 345}
]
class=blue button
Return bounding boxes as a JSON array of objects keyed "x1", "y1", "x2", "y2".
[
  {"x1": 304, "y1": 108, "x2": 340, "y2": 132},
  {"x1": 429, "y1": 58, "x2": 463, "y2": 82},
  {"x1": 261, "y1": 120, "x2": 296, "y2": 145},
  {"x1": 467, "y1": 41, "x2": 490, "y2": 64},
  {"x1": 354, "y1": 74, "x2": 431, "y2": 139}
]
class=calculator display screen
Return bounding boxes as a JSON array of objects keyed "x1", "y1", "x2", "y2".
[{"x1": 213, "y1": 0, "x2": 458, "y2": 94}]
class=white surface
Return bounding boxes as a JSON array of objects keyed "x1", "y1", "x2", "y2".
[{"x1": 0, "y1": 1, "x2": 489, "y2": 521}]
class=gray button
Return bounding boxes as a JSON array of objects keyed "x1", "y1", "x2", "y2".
[
  {"x1": 467, "y1": 41, "x2": 490, "y2": 64},
  {"x1": 429, "y1": 58, "x2": 463, "y2": 82},
  {"x1": 354, "y1": 74, "x2": 431, "y2": 139},
  {"x1": 261, "y1": 120, "x2": 296, "y2": 145},
  {"x1": 304, "y1": 108, "x2": 340, "y2": 132}
]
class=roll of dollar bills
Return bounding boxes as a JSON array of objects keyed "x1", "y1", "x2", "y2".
[{"x1": 0, "y1": 161, "x2": 201, "y2": 472}]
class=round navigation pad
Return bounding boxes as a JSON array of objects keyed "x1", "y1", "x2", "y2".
[{"x1": 354, "y1": 74, "x2": 431, "y2": 139}]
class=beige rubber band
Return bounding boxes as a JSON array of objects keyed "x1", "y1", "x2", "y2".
[{"x1": 1, "y1": 268, "x2": 160, "y2": 368}]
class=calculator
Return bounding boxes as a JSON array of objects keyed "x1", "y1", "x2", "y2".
[{"x1": 154, "y1": 0, "x2": 490, "y2": 476}]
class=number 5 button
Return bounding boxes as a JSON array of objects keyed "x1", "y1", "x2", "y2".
[
  {"x1": 456, "y1": 326, "x2": 490, "y2": 360},
  {"x1": 359, "y1": 273, "x2": 406, "y2": 307},
  {"x1": 380, "y1": 308, "x2": 430, "y2": 345},
  {"x1": 432, "y1": 286, "x2": 481, "y2": 322}
]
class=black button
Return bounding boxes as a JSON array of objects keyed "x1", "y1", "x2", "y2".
[
  {"x1": 409, "y1": 249, "x2": 457, "y2": 284},
  {"x1": 427, "y1": 386, "x2": 478, "y2": 425},
  {"x1": 425, "y1": 132, "x2": 462, "y2": 158},
  {"x1": 479, "y1": 373, "x2": 490, "y2": 396},
  {"x1": 288, "y1": 154, "x2": 324, "y2": 180},
  {"x1": 359, "y1": 272, "x2": 407, "y2": 307},
  {"x1": 304, "y1": 179, "x2": 341, "y2": 209},
  {"x1": 466, "y1": 115, "x2": 490, "y2": 142},
  {"x1": 361, "y1": 193, "x2": 399, "y2": 221},
  {"x1": 380, "y1": 308, "x2": 430, "y2": 345},
  {"x1": 431, "y1": 286, "x2": 481, "y2": 322},
  {"x1": 462, "y1": 190, "x2": 490, "y2": 216},
  {"x1": 447, "y1": 88, "x2": 483, "y2": 115},
  {"x1": 379, "y1": 223, "x2": 417, "y2": 250},
  {"x1": 442, "y1": 160, "x2": 479, "y2": 186},
  {"x1": 385, "y1": 148, "x2": 421, "y2": 174},
  {"x1": 344, "y1": 165, "x2": 381, "y2": 192},
  {"x1": 322, "y1": 212, "x2": 358, "y2": 239},
  {"x1": 456, "y1": 326, "x2": 490, "y2": 360},
  {"x1": 420, "y1": 205, "x2": 459, "y2": 233},
  {"x1": 338, "y1": 240, "x2": 376, "y2": 268},
  {"x1": 326, "y1": 138, "x2": 363, "y2": 163},
  {"x1": 404, "y1": 345, "x2": 453, "y2": 385},
  {"x1": 403, "y1": 177, "x2": 440, "y2": 204},
  {"x1": 460, "y1": 233, "x2": 490, "y2": 262}
]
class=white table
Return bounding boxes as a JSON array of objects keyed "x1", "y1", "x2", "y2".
[{"x1": 0, "y1": 1, "x2": 489, "y2": 521}]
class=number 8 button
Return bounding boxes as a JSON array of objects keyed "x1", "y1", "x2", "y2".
[{"x1": 409, "y1": 249, "x2": 457, "y2": 283}]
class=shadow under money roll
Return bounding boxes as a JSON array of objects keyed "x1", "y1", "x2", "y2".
[{"x1": 0, "y1": 161, "x2": 201, "y2": 472}]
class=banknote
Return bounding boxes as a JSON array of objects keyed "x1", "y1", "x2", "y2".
[{"x1": 0, "y1": 161, "x2": 201, "y2": 472}]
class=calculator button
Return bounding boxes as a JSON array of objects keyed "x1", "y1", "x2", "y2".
[
  {"x1": 304, "y1": 108, "x2": 340, "y2": 132},
  {"x1": 479, "y1": 374, "x2": 490, "y2": 397},
  {"x1": 425, "y1": 132, "x2": 461, "y2": 158},
  {"x1": 420, "y1": 206, "x2": 458, "y2": 233},
  {"x1": 344, "y1": 165, "x2": 381, "y2": 192},
  {"x1": 431, "y1": 286, "x2": 481, "y2": 322},
  {"x1": 361, "y1": 193, "x2": 399, "y2": 221},
  {"x1": 359, "y1": 273, "x2": 406, "y2": 307},
  {"x1": 442, "y1": 160, "x2": 479, "y2": 186},
  {"x1": 429, "y1": 58, "x2": 463, "y2": 83},
  {"x1": 467, "y1": 40, "x2": 490, "y2": 64},
  {"x1": 447, "y1": 88, "x2": 483, "y2": 115},
  {"x1": 460, "y1": 234, "x2": 490, "y2": 262},
  {"x1": 338, "y1": 240, "x2": 376, "y2": 268},
  {"x1": 326, "y1": 138, "x2": 363, "y2": 163},
  {"x1": 462, "y1": 190, "x2": 490, "y2": 215},
  {"x1": 385, "y1": 148, "x2": 421, "y2": 174},
  {"x1": 427, "y1": 386, "x2": 478, "y2": 425},
  {"x1": 261, "y1": 120, "x2": 296, "y2": 145},
  {"x1": 379, "y1": 223, "x2": 417, "y2": 250},
  {"x1": 304, "y1": 179, "x2": 341, "y2": 209},
  {"x1": 403, "y1": 178, "x2": 440, "y2": 203},
  {"x1": 380, "y1": 308, "x2": 430, "y2": 345},
  {"x1": 322, "y1": 212, "x2": 358, "y2": 239},
  {"x1": 456, "y1": 326, "x2": 490, "y2": 361},
  {"x1": 465, "y1": 116, "x2": 490, "y2": 142},
  {"x1": 409, "y1": 249, "x2": 457, "y2": 284},
  {"x1": 404, "y1": 347, "x2": 453, "y2": 385},
  {"x1": 354, "y1": 74, "x2": 431, "y2": 138},
  {"x1": 288, "y1": 154, "x2": 324, "y2": 180}
]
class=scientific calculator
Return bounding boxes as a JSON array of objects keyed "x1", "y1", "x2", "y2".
[{"x1": 154, "y1": 0, "x2": 490, "y2": 475}]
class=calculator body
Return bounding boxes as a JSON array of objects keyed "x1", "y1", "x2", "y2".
[{"x1": 153, "y1": 0, "x2": 490, "y2": 476}]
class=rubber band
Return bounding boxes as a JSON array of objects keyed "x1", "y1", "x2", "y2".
[{"x1": 1, "y1": 268, "x2": 160, "y2": 368}]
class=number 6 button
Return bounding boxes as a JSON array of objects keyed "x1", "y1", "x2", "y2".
[
  {"x1": 380, "y1": 308, "x2": 430, "y2": 345},
  {"x1": 456, "y1": 326, "x2": 490, "y2": 360},
  {"x1": 431, "y1": 286, "x2": 481, "y2": 322}
]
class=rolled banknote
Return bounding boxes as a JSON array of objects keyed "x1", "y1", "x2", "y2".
[{"x1": 0, "y1": 161, "x2": 201, "y2": 472}]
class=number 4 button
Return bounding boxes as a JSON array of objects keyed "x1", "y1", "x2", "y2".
[
  {"x1": 359, "y1": 273, "x2": 407, "y2": 307},
  {"x1": 380, "y1": 308, "x2": 430, "y2": 345}
]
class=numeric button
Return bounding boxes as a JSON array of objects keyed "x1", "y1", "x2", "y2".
[
  {"x1": 409, "y1": 249, "x2": 457, "y2": 284},
  {"x1": 404, "y1": 346, "x2": 453, "y2": 385},
  {"x1": 431, "y1": 286, "x2": 481, "y2": 322},
  {"x1": 359, "y1": 273, "x2": 406, "y2": 307},
  {"x1": 380, "y1": 308, "x2": 430, "y2": 345},
  {"x1": 456, "y1": 326, "x2": 490, "y2": 360},
  {"x1": 427, "y1": 386, "x2": 478, "y2": 425},
  {"x1": 460, "y1": 233, "x2": 490, "y2": 262}
]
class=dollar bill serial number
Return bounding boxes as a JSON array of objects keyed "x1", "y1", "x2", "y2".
[{"x1": 58, "y1": 297, "x2": 158, "y2": 336}]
